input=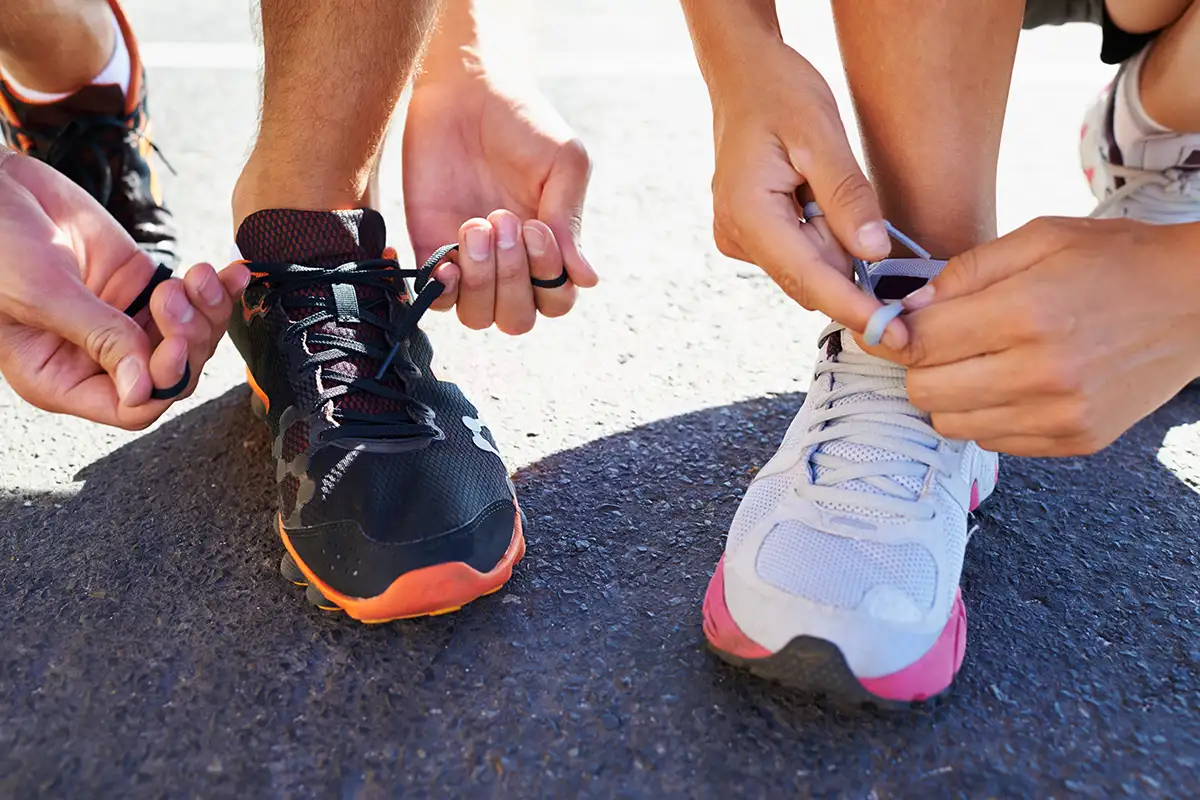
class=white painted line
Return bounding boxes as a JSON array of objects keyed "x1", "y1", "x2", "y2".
[
  {"x1": 140, "y1": 42, "x2": 259, "y2": 70},
  {"x1": 139, "y1": 41, "x2": 701, "y2": 77}
]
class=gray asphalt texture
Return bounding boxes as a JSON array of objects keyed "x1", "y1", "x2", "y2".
[{"x1": 2, "y1": 2, "x2": 1199, "y2": 797}]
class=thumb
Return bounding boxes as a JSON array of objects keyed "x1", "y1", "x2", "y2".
[
  {"x1": 36, "y1": 279, "x2": 154, "y2": 406},
  {"x1": 538, "y1": 139, "x2": 597, "y2": 288},
  {"x1": 790, "y1": 136, "x2": 889, "y2": 263},
  {"x1": 903, "y1": 217, "x2": 1067, "y2": 311}
]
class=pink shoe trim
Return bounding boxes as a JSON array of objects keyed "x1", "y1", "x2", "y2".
[
  {"x1": 969, "y1": 481, "x2": 980, "y2": 512},
  {"x1": 858, "y1": 590, "x2": 967, "y2": 702},
  {"x1": 702, "y1": 556, "x2": 771, "y2": 659}
]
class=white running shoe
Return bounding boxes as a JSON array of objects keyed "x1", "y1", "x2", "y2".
[
  {"x1": 1081, "y1": 51, "x2": 1200, "y2": 223},
  {"x1": 702, "y1": 256, "x2": 999, "y2": 709}
]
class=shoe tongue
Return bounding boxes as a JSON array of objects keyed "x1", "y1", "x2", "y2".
[
  {"x1": 236, "y1": 208, "x2": 405, "y2": 420},
  {"x1": 10, "y1": 84, "x2": 126, "y2": 130},
  {"x1": 236, "y1": 208, "x2": 387, "y2": 266},
  {"x1": 862, "y1": 257, "x2": 946, "y2": 301}
]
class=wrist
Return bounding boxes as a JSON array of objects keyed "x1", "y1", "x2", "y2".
[
  {"x1": 682, "y1": 0, "x2": 785, "y2": 98},
  {"x1": 417, "y1": 0, "x2": 484, "y2": 85}
]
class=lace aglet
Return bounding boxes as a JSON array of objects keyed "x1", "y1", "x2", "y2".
[{"x1": 376, "y1": 342, "x2": 401, "y2": 381}]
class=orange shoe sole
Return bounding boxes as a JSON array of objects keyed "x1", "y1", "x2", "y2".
[{"x1": 276, "y1": 511, "x2": 525, "y2": 624}]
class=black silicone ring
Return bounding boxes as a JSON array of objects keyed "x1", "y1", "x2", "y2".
[
  {"x1": 123, "y1": 264, "x2": 173, "y2": 317},
  {"x1": 149, "y1": 362, "x2": 191, "y2": 401},
  {"x1": 531, "y1": 268, "x2": 569, "y2": 289}
]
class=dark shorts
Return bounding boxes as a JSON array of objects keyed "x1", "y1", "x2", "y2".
[{"x1": 1023, "y1": 0, "x2": 1161, "y2": 64}]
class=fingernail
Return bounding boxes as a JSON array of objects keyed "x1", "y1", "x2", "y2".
[
  {"x1": 167, "y1": 288, "x2": 195, "y2": 323},
  {"x1": 465, "y1": 227, "x2": 491, "y2": 261},
  {"x1": 116, "y1": 356, "x2": 140, "y2": 403},
  {"x1": 903, "y1": 284, "x2": 935, "y2": 310},
  {"x1": 497, "y1": 216, "x2": 520, "y2": 250},
  {"x1": 199, "y1": 271, "x2": 224, "y2": 306},
  {"x1": 857, "y1": 222, "x2": 890, "y2": 258},
  {"x1": 882, "y1": 321, "x2": 906, "y2": 350},
  {"x1": 524, "y1": 225, "x2": 546, "y2": 257}
]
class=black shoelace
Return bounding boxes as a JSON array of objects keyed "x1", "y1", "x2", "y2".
[
  {"x1": 10, "y1": 112, "x2": 174, "y2": 207},
  {"x1": 246, "y1": 245, "x2": 454, "y2": 444}
]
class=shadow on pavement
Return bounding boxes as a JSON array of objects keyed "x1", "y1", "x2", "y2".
[{"x1": 1, "y1": 386, "x2": 1198, "y2": 797}]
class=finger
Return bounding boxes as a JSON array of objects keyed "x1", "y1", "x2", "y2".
[
  {"x1": 525, "y1": 220, "x2": 576, "y2": 319},
  {"x1": 145, "y1": 335, "x2": 191, "y2": 401},
  {"x1": 903, "y1": 217, "x2": 1073, "y2": 312},
  {"x1": 150, "y1": 278, "x2": 208, "y2": 351},
  {"x1": 217, "y1": 261, "x2": 252, "y2": 301},
  {"x1": 9, "y1": 270, "x2": 155, "y2": 407},
  {"x1": 905, "y1": 350, "x2": 1032, "y2": 413},
  {"x1": 182, "y1": 263, "x2": 236, "y2": 353},
  {"x1": 429, "y1": 261, "x2": 460, "y2": 311},
  {"x1": 865, "y1": 278, "x2": 1022, "y2": 368},
  {"x1": 538, "y1": 139, "x2": 597, "y2": 288},
  {"x1": 788, "y1": 130, "x2": 888, "y2": 263},
  {"x1": 740, "y1": 190, "x2": 883, "y2": 333},
  {"x1": 148, "y1": 279, "x2": 205, "y2": 398},
  {"x1": 456, "y1": 218, "x2": 497, "y2": 330},
  {"x1": 489, "y1": 210, "x2": 538, "y2": 336}
]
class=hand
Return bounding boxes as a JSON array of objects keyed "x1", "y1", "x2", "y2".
[
  {"x1": 870, "y1": 217, "x2": 1200, "y2": 456},
  {"x1": 0, "y1": 153, "x2": 249, "y2": 429},
  {"x1": 402, "y1": 68, "x2": 595, "y2": 335},
  {"x1": 705, "y1": 38, "x2": 896, "y2": 339}
]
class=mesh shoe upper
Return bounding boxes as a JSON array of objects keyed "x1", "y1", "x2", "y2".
[
  {"x1": 229, "y1": 209, "x2": 517, "y2": 597},
  {"x1": 720, "y1": 257, "x2": 998, "y2": 676}
]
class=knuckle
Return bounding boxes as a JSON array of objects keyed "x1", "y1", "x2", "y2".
[
  {"x1": 83, "y1": 321, "x2": 131, "y2": 368},
  {"x1": 1055, "y1": 399, "x2": 1094, "y2": 438},
  {"x1": 458, "y1": 265, "x2": 492, "y2": 292},
  {"x1": 498, "y1": 315, "x2": 536, "y2": 336},
  {"x1": 562, "y1": 138, "x2": 591, "y2": 173},
  {"x1": 826, "y1": 170, "x2": 873, "y2": 213},
  {"x1": 495, "y1": 257, "x2": 525, "y2": 283}
]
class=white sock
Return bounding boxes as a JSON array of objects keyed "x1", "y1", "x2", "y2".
[
  {"x1": 1, "y1": 8, "x2": 130, "y2": 103},
  {"x1": 1112, "y1": 47, "x2": 1172, "y2": 156}
]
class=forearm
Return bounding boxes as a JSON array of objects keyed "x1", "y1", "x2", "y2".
[
  {"x1": 420, "y1": 0, "x2": 532, "y2": 81},
  {"x1": 679, "y1": 0, "x2": 784, "y2": 93}
]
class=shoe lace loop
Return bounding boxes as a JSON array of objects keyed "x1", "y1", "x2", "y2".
[{"x1": 246, "y1": 245, "x2": 454, "y2": 444}]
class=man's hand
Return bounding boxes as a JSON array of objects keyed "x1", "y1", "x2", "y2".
[
  {"x1": 403, "y1": 62, "x2": 595, "y2": 335},
  {"x1": 0, "y1": 153, "x2": 249, "y2": 430},
  {"x1": 870, "y1": 217, "x2": 1200, "y2": 457},
  {"x1": 679, "y1": 1, "x2": 896, "y2": 340}
]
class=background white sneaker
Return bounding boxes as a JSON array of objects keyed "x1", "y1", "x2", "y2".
[
  {"x1": 1081, "y1": 48, "x2": 1200, "y2": 223},
  {"x1": 702, "y1": 257, "x2": 999, "y2": 710}
]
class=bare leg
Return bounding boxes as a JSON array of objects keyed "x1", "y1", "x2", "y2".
[
  {"x1": 0, "y1": 0, "x2": 114, "y2": 93},
  {"x1": 231, "y1": 0, "x2": 440, "y2": 227},
  {"x1": 831, "y1": 0, "x2": 1024, "y2": 257},
  {"x1": 1132, "y1": 0, "x2": 1200, "y2": 132},
  {"x1": 1106, "y1": 0, "x2": 1192, "y2": 34}
]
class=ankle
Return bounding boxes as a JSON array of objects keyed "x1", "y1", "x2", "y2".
[
  {"x1": 0, "y1": 3, "x2": 116, "y2": 94},
  {"x1": 233, "y1": 153, "x2": 373, "y2": 232}
]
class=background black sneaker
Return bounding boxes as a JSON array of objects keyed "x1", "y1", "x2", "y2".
[
  {"x1": 0, "y1": 0, "x2": 178, "y2": 270},
  {"x1": 229, "y1": 208, "x2": 524, "y2": 622}
]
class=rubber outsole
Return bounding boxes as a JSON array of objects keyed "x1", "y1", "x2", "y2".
[
  {"x1": 277, "y1": 512, "x2": 524, "y2": 623},
  {"x1": 708, "y1": 637, "x2": 950, "y2": 713}
]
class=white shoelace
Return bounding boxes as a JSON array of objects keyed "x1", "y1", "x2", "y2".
[
  {"x1": 1092, "y1": 166, "x2": 1200, "y2": 222},
  {"x1": 795, "y1": 324, "x2": 956, "y2": 522}
]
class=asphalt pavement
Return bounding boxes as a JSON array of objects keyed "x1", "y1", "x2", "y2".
[{"x1": 2, "y1": 1, "x2": 1198, "y2": 797}]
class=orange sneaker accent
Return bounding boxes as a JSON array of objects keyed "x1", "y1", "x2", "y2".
[
  {"x1": 105, "y1": 0, "x2": 143, "y2": 116},
  {"x1": 277, "y1": 510, "x2": 525, "y2": 624},
  {"x1": 246, "y1": 367, "x2": 269, "y2": 413}
]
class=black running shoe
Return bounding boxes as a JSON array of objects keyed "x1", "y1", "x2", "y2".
[
  {"x1": 229, "y1": 208, "x2": 524, "y2": 622},
  {"x1": 0, "y1": 0, "x2": 177, "y2": 270}
]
